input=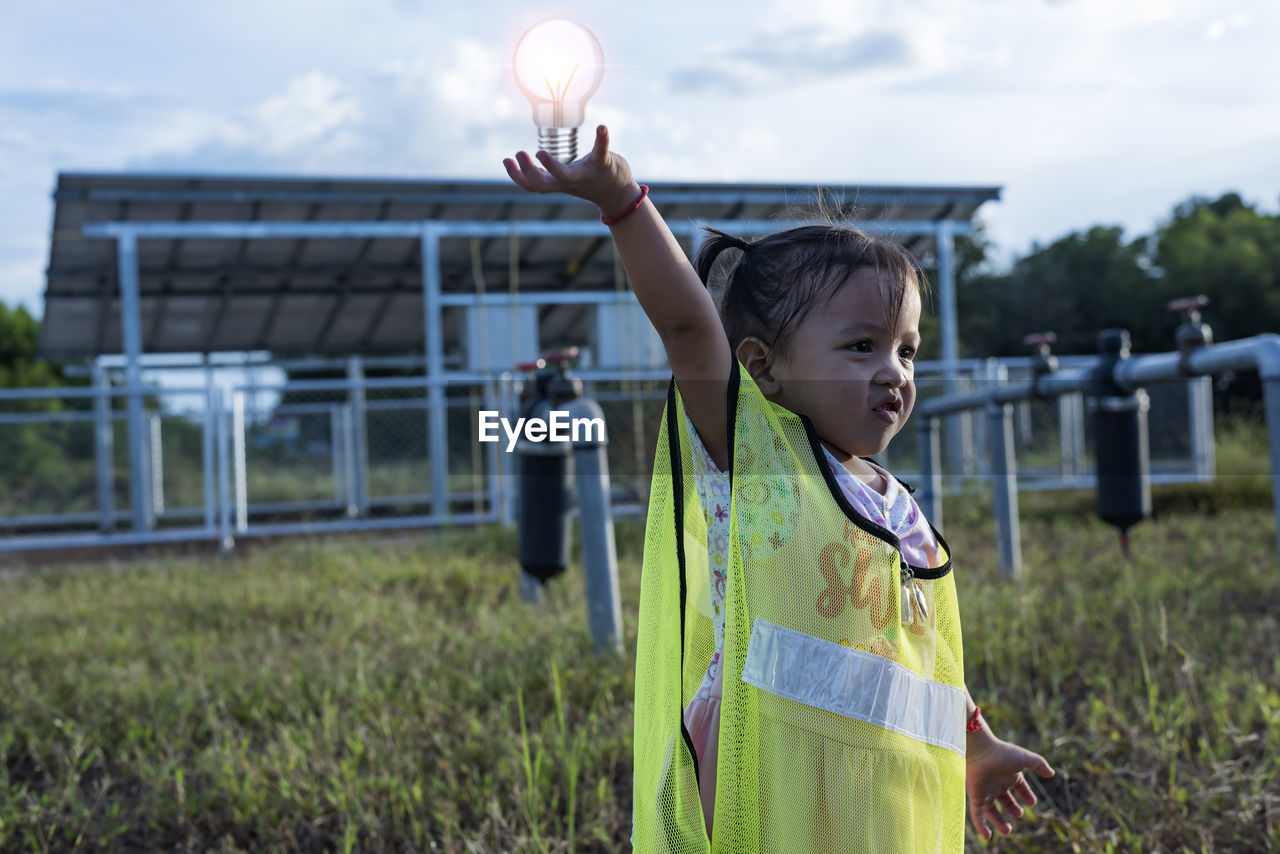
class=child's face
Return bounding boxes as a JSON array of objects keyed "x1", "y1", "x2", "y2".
[{"x1": 768, "y1": 268, "x2": 921, "y2": 459}]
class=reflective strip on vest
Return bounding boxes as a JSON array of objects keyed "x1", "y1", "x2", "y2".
[{"x1": 740, "y1": 618, "x2": 968, "y2": 756}]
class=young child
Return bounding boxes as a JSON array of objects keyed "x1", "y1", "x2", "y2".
[{"x1": 504, "y1": 125, "x2": 1055, "y2": 852}]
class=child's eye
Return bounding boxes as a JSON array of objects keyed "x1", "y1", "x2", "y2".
[
  {"x1": 847, "y1": 340, "x2": 872, "y2": 353},
  {"x1": 899, "y1": 346, "x2": 917, "y2": 360}
]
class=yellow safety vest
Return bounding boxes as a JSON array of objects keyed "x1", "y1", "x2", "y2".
[{"x1": 633, "y1": 360, "x2": 967, "y2": 853}]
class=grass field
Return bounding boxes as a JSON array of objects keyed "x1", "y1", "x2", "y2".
[{"x1": 3, "y1": 448, "x2": 1279, "y2": 851}]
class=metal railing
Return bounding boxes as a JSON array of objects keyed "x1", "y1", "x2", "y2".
[
  {"x1": 915, "y1": 334, "x2": 1280, "y2": 581},
  {"x1": 0, "y1": 355, "x2": 1217, "y2": 555}
]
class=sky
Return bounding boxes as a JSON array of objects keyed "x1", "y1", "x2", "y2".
[{"x1": 1, "y1": 0, "x2": 1277, "y2": 319}]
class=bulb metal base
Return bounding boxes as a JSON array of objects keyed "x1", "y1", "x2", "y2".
[{"x1": 538, "y1": 127, "x2": 579, "y2": 163}]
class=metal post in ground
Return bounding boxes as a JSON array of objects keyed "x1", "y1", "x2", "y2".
[
  {"x1": 987, "y1": 362, "x2": 1023, "y2": 579},
  {"x1": 215, "y1": 388, "x2": 234, "y2": 552},
  {"x1": 202, "y1": 364, "x2": 217, "y2": 534},
  {"x1": 421, "y1": 224, "x2": 450, "y2": 520},
  {"x1": 149, "y1": 413, "x2": 165, "y2": 517},
  {"x1": 347, "y1": 355, "x2": 369, "y2": 517},
  {"x1": 1263, "y1": 376, "x2": 1280, "y2": 584},
  {"x1": 232, "y1": 390, "x2": 248, "y2": 534},
  {"x1": 917, "y1": 415, "x2": 943, "y2": 532},
  {"x1": 1189, "y1": 375, "x2": 1216, "y2": 480},
  {"x1": 567, "y1": 395, "x2": 623, "y2": 655},
  {"x1": 116, "y1": 231, "x2": 153, "y2": 532},
  {"x1": 93, "y1": 359, "x2": 115, "y2": 532}
]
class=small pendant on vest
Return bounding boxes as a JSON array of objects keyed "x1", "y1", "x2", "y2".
[
  {"x1": 899, "y1": 563, "x2": 915, "y2": 625},
  {"x1": 913, "y1": 582, "x2": 929, "y2": 623}
]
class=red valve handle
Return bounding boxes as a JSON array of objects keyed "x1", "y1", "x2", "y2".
[
  {"x1": 542, "y1": 347, "x2": 580, "y2": 364},
  {"x1": 1167, "y1": 295, "x2": 1209, "y2": 314},
  {"x1": 1022, "y1": 331, "x2": 1057, "y2": 348}
]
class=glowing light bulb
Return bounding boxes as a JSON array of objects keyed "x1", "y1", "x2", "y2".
[{"x1": 512, "y1": 18, "x2": 604, "y2": 162}]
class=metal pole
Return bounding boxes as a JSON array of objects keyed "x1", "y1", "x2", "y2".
[
  {"x1": 347, "y1": 355, "x2": 369, "y2": 516},
  {"x1": 1058, "y1": 394, "x2": 1075, "y2": 479},
  {"x1": 1264, "y1": 377, "x2": 1280, "y2": 581},
  {"x1": 116, "y1": 231, "x2": 153, "y2": 531},
  {"x1": 936, "y1": 221, "x2": 965, "y2": 474},
  {"x1": 215, "y1": 388, "x2": 234, "y2": 552},
  {"x1": 422, "y1": 224, "x2": 449, "y2": 518},
  {"x1": 93, "y1": 359, "x2": 115, "y2": 532},
  {"x1": 342, "y1": 405, "x2": 358, "y2": 517},
  {"x1": 1189, "y1": 376, "x2": 1216, "y2": 480},
  {"x1": 232, "y1": 390, "x2": 248, "y2": 534},
  {"x1": 989, "y1": 394, "x2": 1023, "y2": 580},
  {"x1": 202, "y1": 364, "x2": 217, "y2": 533},
  {"x1": 484, "y1": 380, "x2": 501, "y2": 520},
  {"x1": 568, "y1": 396, "x2": 623, "y2": 655},
  {"x1": 498, "y1": 372, "x2": 517, "y2": 528},
  {"x1": 149, "y1": 413, "x2": 165, "y2": 516},
  {"x1": 917, "y1": 415, "x2": 943, "y2": 531},
  {"x1": 1071, "y1": 393, "x2": 1087, "y2": 476},
  {"x1": 330, "y1": 405, "x2": 347, "y2": 510}
]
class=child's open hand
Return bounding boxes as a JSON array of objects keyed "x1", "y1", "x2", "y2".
[
  {"x1": 502, "y1": 125, "x2": 636, "y2": 218},
  {"x1": 964, "y1": 733, "x2": 1055, "y2": 842}
]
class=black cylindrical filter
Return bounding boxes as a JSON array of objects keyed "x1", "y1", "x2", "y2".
[
  {"x1": 1089, "y1": 329, "x2": 1152, "y2": 534},
  {"x1": 516, "y1": 396, "x2": 573, "y2": 582}
]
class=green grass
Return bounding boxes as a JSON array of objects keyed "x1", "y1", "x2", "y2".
[{"x1": 2, "y1": 479, "x2": 1278, "y2": 851}]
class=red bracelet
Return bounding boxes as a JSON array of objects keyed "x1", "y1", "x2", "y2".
[
  {"x1": 601, "y1": 184, "x2": 649, "y2": 225},
  {"x1": 967, "y1": 706, "x2": 983, "y2": 733}
]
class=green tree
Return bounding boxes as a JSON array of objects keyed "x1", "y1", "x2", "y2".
[
  {"x1": 0, "y1": 301, "x2": 64, "y2": 389},
  {"x1": 957, "y1": 225, "x2": 1154, "y2": 357},
  {"x1": 1152, "y1": 192, "x2": 1280, "y2": 343},
  {"x1": 0, "y1": 300, "x2": 90, "y2": 514}
]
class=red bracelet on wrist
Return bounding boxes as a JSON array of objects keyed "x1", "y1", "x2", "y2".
[
  {"x1": 967, "y1": 706, "x2": 983, "y2": 733},
  {"x1": 601, "y1": 184, "x2": 649, "y2": 225}
]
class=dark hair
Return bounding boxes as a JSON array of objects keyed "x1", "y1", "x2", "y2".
[{"x1": 694, "y1": 221, "x2": 929, "y2": 358}]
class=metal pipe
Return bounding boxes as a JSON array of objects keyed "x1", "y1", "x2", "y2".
[
  {"x1": 566, "y1": 396, "x2": 623, "y2": 655},
  {"x1": 116, "y1": 232, "x2": 153, "y2": 532},
  {"x1": 916, "y1": 333, "x2": 1280, "y2": 581},
  {"x1": 74, "y1": 187, "x2": 996, "y2": 210},
  {"x1": 341, "y1": 404, "x2": 358, "y2": 517},
  {"x1": 987, "y1": 362, "x2": 1022, "y2": 578},
  {"x1": 215, "y1": 388, "x2": 234, "y2": 552},
  {"x1": 917, "y1": 416, "x2": 943, "y2": 531},
  {"x1": 1189, "y1": 376, "x2": 1215, "y2": 480},
  {"x1": 202, "y1": 370, "x2": 217, "y2": 533},
  {"x1": 83, "y1": 218, "x2": 974, "y2": 241},
  {"x1": 231, "y1": 391, "x2": 248, "y2": 534},
  {"x1": 422, "y1": 224, "x2": 449, "y2": 518},
  {"x1": 93, "y1": 360, "x2": 115, "y2": 532},
  {"x1": 330, "y1": 406, "x2": 346, "y2": 510},
  {"x1": 149, "y1": 413, "x2": 165, "y2": 517},
  {"x1": 485, "y1": 380, "x2": 501, "y2": 522},
  {"x1": 347, "y1": 356, "x2": 370, "y2": 517},
  {"x1": 1264, "y1": 378, "x2": 1280, "y2": 581}
]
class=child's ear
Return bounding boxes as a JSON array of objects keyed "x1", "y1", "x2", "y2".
[{"x1": 736, "y1": 337, "x2": 781, "y2": 397}]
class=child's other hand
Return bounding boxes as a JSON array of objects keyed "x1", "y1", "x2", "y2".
[
  {"x1": 502, "y1": 125, "x2": 636, "y2": 218},
  {"x1": 964, "y1": 733, "x2": 1055, "y2": 842}
]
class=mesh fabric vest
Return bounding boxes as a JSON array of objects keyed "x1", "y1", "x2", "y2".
[{"x1": 633, "y1": 360, "x2": 966, "y2": 853}]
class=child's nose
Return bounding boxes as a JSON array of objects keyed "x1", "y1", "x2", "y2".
[{"x1": 874, "y1": 356, "x2": 910, "y2": 386}]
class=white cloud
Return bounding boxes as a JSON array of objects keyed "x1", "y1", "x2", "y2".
[
  {"x1": 1206, "y1": 12, "x2": 1251, "y2": 41},
  {"x1": 243, "y1": 71, "x2": 363, "y2": 155}
]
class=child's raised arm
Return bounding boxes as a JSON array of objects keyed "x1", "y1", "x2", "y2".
[{"x1": 503, "y1": 125, "x2": 732, "y2": 470}]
